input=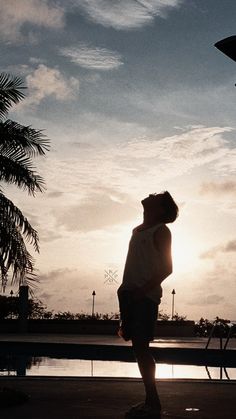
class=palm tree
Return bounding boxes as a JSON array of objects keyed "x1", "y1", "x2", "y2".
[{"x1": 0, "y1": 73, "x2": 49, "y2": 291}]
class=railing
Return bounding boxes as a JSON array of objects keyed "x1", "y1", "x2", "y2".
[{"x1": 205, "y1": 320, "x2": 236, "y2": 350}]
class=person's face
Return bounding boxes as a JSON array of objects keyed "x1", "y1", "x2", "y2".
[{"x1": 141, "y1": 193, "x2": 164, "y2": 216}]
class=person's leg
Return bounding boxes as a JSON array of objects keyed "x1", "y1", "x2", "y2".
[
  {"x1": 132, "y1": 336, "x2": 161, "y2": 411},
  {"x1": 117, "y1": 290, "x2": 133, "y2": 341}
]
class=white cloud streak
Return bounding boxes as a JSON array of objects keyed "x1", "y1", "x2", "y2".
[
  {"x1": 60, "y1": 45, "x2": 123, "y2": 70},
  {"x1": 73, "y1": 0, "x2": 182, "y2": 30},
  {"x1": 38, "y1": 124, "x2": 234, "y2": 202},
  {"x1": 0, "y1": 0, "x2": 64, "y2": 42}
]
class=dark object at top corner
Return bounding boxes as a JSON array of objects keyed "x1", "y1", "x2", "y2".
[{"x1": 215, "y1": 35, "x2": 236, "y2": 62}]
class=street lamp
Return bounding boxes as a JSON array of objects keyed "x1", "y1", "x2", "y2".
[
  {"x1": 171, "y1": 289, "x2": 176, "y2": 320},
  {"x1": 10, "y1": 290, "x2": 14, "y2": 319},
  {"x1": 92, "y1": 290, "x2": 96, "y2": 317}
]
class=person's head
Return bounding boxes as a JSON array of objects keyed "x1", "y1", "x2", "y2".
[{"x1": 141, "y1": 191, "x2": 179, "y2": 224}]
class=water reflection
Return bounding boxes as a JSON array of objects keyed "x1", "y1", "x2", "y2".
[
  {"x1": 1, "y1": 356, "x2": 236, "y2": 380},
  {"x1": 0, "y1": 355, "x2": 42, "y2": 376},
  {"x1": 205, "y1": 365, "x2": 230, "y2": 380}
]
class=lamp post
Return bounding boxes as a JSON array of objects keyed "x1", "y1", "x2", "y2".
[
  {"x1": 92, "y1": 290, "x2": 96, "y2": 317},
  {"x1": 171, "y1": 289, "x2": 176, "y2": 320},
  {"x1": 10, "y1": 290, "x2": 14, "y2": 319}
]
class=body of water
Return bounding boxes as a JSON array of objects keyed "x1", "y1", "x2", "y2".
[{"x1": 1, "y1": 357, "x2": 236, "y2": 380}]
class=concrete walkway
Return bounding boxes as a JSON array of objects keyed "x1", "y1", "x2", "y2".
[{"x1": 0, "y1": 377, "x2": 235, "y2": 419}]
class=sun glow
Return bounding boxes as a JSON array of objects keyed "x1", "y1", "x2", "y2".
[{"x1": 172, "y1": 231, "x2": 200, "y2": 272}]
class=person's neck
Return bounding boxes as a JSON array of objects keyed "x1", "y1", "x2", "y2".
[{"x1": 143, "y1": 213, "x2": 160, "y2": 227}]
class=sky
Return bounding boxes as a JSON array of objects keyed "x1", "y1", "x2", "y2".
[{"x1": 1, "y1": 0, "x2": 236, "y2": 320}]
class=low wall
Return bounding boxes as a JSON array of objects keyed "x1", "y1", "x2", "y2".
[{"x1": 0, "y1": 319, "x2": 195, "y2": 337}]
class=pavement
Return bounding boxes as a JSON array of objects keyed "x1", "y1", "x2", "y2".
[
  {"x1": 0, "y1": 377, "x2": 236, "y2": 419},
  {"x1": 0, "y1": 335, "x2": 236, "y2": 418}
]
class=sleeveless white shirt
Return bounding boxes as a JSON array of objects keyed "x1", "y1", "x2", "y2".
[{"x1": 118, "y1": 223, "x2": 163, "y2": 303}]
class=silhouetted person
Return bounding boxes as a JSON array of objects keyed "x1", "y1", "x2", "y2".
[{"x1": 117, "y1": 191, "x2": 179, "y2": 418}]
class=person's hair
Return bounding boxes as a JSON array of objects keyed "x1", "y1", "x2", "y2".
[{"x1": 160, "y1": 191, "x2": 179, "y2": 223}]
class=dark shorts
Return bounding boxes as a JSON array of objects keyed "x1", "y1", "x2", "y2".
[{"x1": 118, "y1": 290, "x2": 158, "y2": 342}]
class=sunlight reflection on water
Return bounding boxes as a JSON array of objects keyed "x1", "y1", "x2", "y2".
[{"x1": 21, "y1": 359, "x2": 236, "y2": 380}]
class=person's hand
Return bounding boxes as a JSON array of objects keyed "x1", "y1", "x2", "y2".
[{"x1": 132, "y1": 287, "x2": 144, "y2": 301}]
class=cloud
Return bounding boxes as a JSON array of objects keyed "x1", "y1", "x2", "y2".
[
  {"x1": 0, "y1": 64, "x2": 31, "y2": 76},
  {"x1": 178, "y1": 260, "x2": 236, "y2": 318},
  {"x1": 23, "y1": 208, "x2": 63, "y2": 243},
  {"x1": 47, "y1": 191, "x2": 64, "y2": 198},
  {"x1": 36, "y1": 268, "x2": 90, "y2": 308},
  {"x1": 39, "y1": 230, "x2": 63, "y2": 243},
  {"x1": 200, "y1": 181, "x2": 236, "y2": 195},
  {"x1": 70, "y1": 142, "x2": 94, "y2": 149},
  {"x1": 40, "y1": 268, "x2": 83, "y2": 283},
  {"x1": 73, "y1": 0, "x2": 182, "y2": 30},
  {"x1": 188, "y1": 293, "x2": 225, "y2": 306},
  {"x1": 29, "y1": 57, "x2": 47, "y2": 64},
  {"x1": 114, "y1": 126, "x2": 230, "y2": 161},
  {"x1": 225, "y1": 241, "x2": 236, "y2": 252},
  {"x1": 105, "y1": 125, "x2": 234, "y2": 193},
  {"x1": 37, "y1": 124, "x2": 234, "y2": 203},
  {"x1": 22, "y1": 64, "x2": 79, "y2": 107},
  {"x1": 56, "y1": 189, "x2": 137, "y2": 232},
  {"x1": 0, "y1": 0, "x2": 64, "y2": 42},
  {"x1": 200, "y1": 247, "x2": 220, "y2": 259},
  {"x1": 200, "y1": 240, "x2": 236, "y2": 259},
  {"x1": 60, "y1": 45, "x2": 123, "y2": 70},
  {"x1": 205, "y1": 295, "x2": 225, "y2": 305}
]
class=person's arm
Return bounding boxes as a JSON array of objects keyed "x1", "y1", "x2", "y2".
[{"x1": 133, "y1": 225, "x2": 172, "y2": 300}]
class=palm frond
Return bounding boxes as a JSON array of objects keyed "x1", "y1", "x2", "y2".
[
  {"x1": 0, "y1": 120, "x2": 50, "y2": 156},
  {"x1": 0, "y1": 73, "x2": 26, "y2": 119},
  {"x1": 0, "y1": 192, "x2": 39, "y2": 252},
  {"x1": 0, "y1": 155, "x2": 45, "y2": 194},
  {"x1": 0, "y1": 219, "x2": 36, "y2": 288}
]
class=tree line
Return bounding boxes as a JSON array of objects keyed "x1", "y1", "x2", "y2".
[{"x1": 1, "y1": 295, "x2": 233, "y2": 338}]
